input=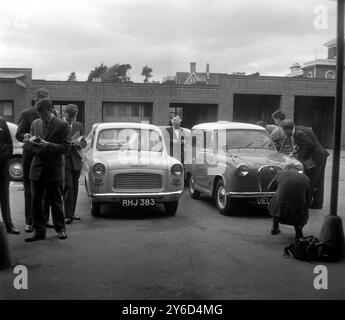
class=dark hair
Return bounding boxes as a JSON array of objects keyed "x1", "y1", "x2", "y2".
[
  {"x1": 36, "y1": 98, "x2": 53, "y2": 113},
  {"x1": 272, "y1": 109, "x2": 286, "y2": 121},
  {"x1": 35, "y1": 88, "x2": 50, "y2": 100},
  {"x1": 64, "y1": 104, "x2": 78, "y2": 117},
  {"x1": 256, "y1": 120, "x2": 266, "y2": 128},
  {"x1": 280, "y1": 119, "x2": 295, "y2": 130}
]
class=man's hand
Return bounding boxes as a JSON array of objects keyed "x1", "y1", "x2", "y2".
[{"x1": 38, "y1": 138, "x2": 50, "y2": 147}]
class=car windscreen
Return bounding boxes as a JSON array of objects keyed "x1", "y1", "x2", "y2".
[
  {"x1": 225, "y1": 129, "x2": 275, "y2": 150},
  {"x1": 96, "y1": 128, "x2": 163, "y2": 152}
]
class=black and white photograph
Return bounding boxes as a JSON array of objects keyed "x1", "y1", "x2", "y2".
[{"x1": 0, "y1": 0, "x2": 345, "y2": 307}]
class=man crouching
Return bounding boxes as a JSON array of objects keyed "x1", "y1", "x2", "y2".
[
  {"x1": 24, "y1": 98, "x2": 70, "y2": 242},
  {"x1": 267, "y1": 165, "x2": 311, "y2": 239}
]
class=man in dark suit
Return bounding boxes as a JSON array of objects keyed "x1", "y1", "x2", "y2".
[
  {"x1": 280, "y1": 119, "x2": 328, "y2": 209},
  {"x1": 24, "y1": 98, "x2": 70, "y2": 242},
  {"x1": 63, "y1": 104, "x2": 87, "y2": 224},
  {"x1": 268, "y1": 166, "x2": 311, "y2": 239},
  {"x1": 0, "y1": 118, "x2": 20, "y2": 234},
  {"x1": 16, "y1": 88, "x2": 49, "y2": 233},
  {"x1": 166, "y1": 115, "x2": 187, "y2": 164}
]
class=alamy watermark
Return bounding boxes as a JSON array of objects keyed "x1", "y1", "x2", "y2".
[{"x1": 313, "y1": 5, "x2": 328, "y2": 30}]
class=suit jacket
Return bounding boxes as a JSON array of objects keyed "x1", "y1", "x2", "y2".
[
  {"x1": 29, "y1": 116, "x2": 71, "y2": 181},
  {"x1": 0, "y1": 118, "x2": 13, "y2": 165},
  {"x1": 268, "y1": 170, "x2": 310, "y2": 226},
  {"x1": 16, "y1": 107, "x2": 40, "y2": 142},
  {"x1": 64, "y1": 121, "x2": 87, "y2": 171},
  {"x1": 295, "y1": 125, "x2": 329, "y2": 162}
]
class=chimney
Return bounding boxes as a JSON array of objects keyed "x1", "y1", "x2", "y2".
[
  {"x1": 206, "y1": 62, "x2": 210, "y2": 79},
  {"x1": 190, "y1": 62, "x2": 196, "y2": 74}
]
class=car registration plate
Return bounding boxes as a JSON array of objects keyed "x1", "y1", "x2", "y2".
[
  {"x1": 256, "y1": 197, "x2": 271, "y2": 205},
  {"x1": 122, "y1": 199, "x2": 156, "y2": 207}
]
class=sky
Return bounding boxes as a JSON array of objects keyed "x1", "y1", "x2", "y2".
[{"x1": 0, "y1": 0, "x2": 338, "y2": 82}]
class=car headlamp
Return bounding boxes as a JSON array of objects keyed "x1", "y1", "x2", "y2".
[
  {"x1": 171, "y1": 164, "x2": 183, "y2": 177},
  {"x1": 236, "y1": 164, "x2": 249, "y2": 177},
  {"x1": 93, "y1": 163, "x2": 106, "y2": 176}
]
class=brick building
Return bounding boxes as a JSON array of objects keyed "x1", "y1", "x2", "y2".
[{"x1": 0, "y1": 65, "x2": 340, "y2": 148}]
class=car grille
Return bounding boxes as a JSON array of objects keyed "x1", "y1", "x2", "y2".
[
  {"x1": 114, "y1": 173, "x2": 162, "y2": 190},
  {"x1": 258, "y1": 166, "x2": 282, "y2": 192}
]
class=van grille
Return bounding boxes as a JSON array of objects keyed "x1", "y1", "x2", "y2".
[{"x1": 114, "y1": 173, "x2": 162, "y2": 190}]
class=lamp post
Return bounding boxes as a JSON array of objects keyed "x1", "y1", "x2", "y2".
[{"x1": 319, "y1": 0, "x2": 345, "y2": 260}]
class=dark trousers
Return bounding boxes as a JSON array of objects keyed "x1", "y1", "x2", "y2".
[
  {"x1": 273, "y1": 218, "x2": 303, "y2": 238},
  {"x1": 63, "y1": 169, "x2": 81, "y2": 218},
  {"x1": 306, "y1": 157, "x2": 327, "y2": 209},
  {"x1": 0, "y1": 161, "x2": 13, "y2": 227},
  {"x1": 31, "y1": 177, "x2": 66, "y2": 235},
  {"x1": 22, "y1": 151, "x2": 34, "y2": 225}
]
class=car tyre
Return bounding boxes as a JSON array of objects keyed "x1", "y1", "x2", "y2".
[
  {"x1": 189, "y1": 175, "x2": 201, "y2": 200},
  {"x1": 215, "y1": 180, "x2": 233, "y2": 215},
  {"x1": 164, "y1": 201, "x2": 178, "y2": 216},
  {"x1": 8, "y1": 157, "x2": 23, "y2": 181},
  {"x1": 91, "y1": 201, "x2": 101, "y2": 217}
]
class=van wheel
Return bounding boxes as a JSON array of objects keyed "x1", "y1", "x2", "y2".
[
  {"x1": 91, "y1": 201, "x2": 101, "y2": 217},
  {"x1": 164, "y1": 201, "x2": 178, "y2": 216},
  {"x1": 215, "y1": 180, "x2": 232, "y2": 215},
  {"x1": 189, "y1": 175, "x2": 200, "y2": 199},
  {"x1": 8, "y1": 157, "x2": 23, "y2": 181}
]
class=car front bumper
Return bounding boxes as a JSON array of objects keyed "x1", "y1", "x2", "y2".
[
  {"x1": 227, "y1": 192, "x2": 275, "y2": 198},
  {"x1": 89, "y1": 190, "x2": 183, "y2": 203}
]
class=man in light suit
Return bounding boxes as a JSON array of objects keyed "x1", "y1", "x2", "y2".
[
  {"x1": 166, "y1": 115, "x2": 187, "y2": 164},
  {"x1": 63, "y1": 105, "x2": 87, "y2": 224},
  {"x1": 25, "y1": 98, "x2": 70, "y2": 242}
]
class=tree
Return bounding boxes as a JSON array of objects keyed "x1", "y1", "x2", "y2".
[
  {"x1": 141, "y1": 65, "x2": 153, "y2": 83},
  {"x1": 67, "y1": 72, "x2": 77, "y2": 81},
  {"x1": 104, "y1": 64, "x2": 132, "y2": 83},
  {"x1": 87, "y1": 63, "x2": 107, "y2": 82}
]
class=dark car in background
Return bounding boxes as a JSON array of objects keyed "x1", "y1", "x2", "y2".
[{"x1": 6, "y1": 122, "x2": 23, "y2": 181}]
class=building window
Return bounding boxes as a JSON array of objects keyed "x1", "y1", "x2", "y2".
[
  {"x1": 325, "y1": 70, "x2": 335, "y2": 79},
  {"x1": 0, "y1": 101, "x2": 14, "y2": 122},
  {"x1": 306, "y1": 71, "x2": 314, "y2": 78},
  {"x1": 102, "y1": 102, "x2": 153, "y2": 123}
]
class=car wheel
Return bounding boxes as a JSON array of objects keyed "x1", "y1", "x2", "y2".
[
  {"x1": 91, "y1": 201, "x2": 101, "y2": 217},
  {"x1": 164, "y1": 201, "x2": 178, "y2": 216},
  {"x1": 189, "y1": 175, "x2": 201, "y2": 199},
  {"x1": 215, "y1": 180, "x2": 232, "y2": 215},
  {"x1": 8, "y1": 157, "x2": 23, "y2": 181}
]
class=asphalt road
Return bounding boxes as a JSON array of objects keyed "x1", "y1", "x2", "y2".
[{"x1": 1, "y1": 153, "x2": 345, "y2": 300}]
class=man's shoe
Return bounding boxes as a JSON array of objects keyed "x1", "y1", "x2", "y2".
[
  {"x1": 271, "y1": 228, "x2": 281, "y2": 235},
  {"x1": 46, "y1": 222, "x2": 54, "y2": 228},
  {"x1": 58, "y1": 231, "x2": 67, "y2": 240},
  {"x1": 25, "y1": 233, "x2": 46, "y2": 242},
  {"x1": 24, "y1": 225, "x2": 34, "y2": 233},
  {"x1": 65, "y1": 218, "x2": 73, "y2": 225},
  {"x1": 6, "y1": 226, "x2": 20, "y2": 235},
  {"x1": 72, "y1": 215, "x2": 81, "y2": 221}
]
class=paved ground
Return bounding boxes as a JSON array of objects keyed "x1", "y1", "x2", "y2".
[{"x1": 1, "y1": 153, "x2": 345, "y2": 300}]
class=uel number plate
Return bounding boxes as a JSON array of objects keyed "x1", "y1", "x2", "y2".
[
  {"x1": 256, "y1": 197, "x2": 271, "y2": 205},
  {"x1": 122, "y1": 199, "x2": 156, "y2": 207}
]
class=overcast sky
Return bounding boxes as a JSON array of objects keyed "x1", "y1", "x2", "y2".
[{"x1": 0, "y1": 0, "x2": 337, "y2": 82}]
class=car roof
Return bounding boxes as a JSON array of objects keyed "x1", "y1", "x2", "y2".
[
  {"x1": 96, "y1": 122, "x2": 161, "y2": 131},
  {"x1": 192, "y1": 121, "x2": 266, "y2": 131}
]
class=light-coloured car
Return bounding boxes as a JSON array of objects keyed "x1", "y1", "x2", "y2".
[
  {"x1": 7, "y1": 122, "x2": 23, "y2": 181},
  {"x1": 84, "y1": 122, "x2": 184, "y2": 217},
  {"x1": 185, "y1": 121, "x2": 304, "y2": 215}
]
